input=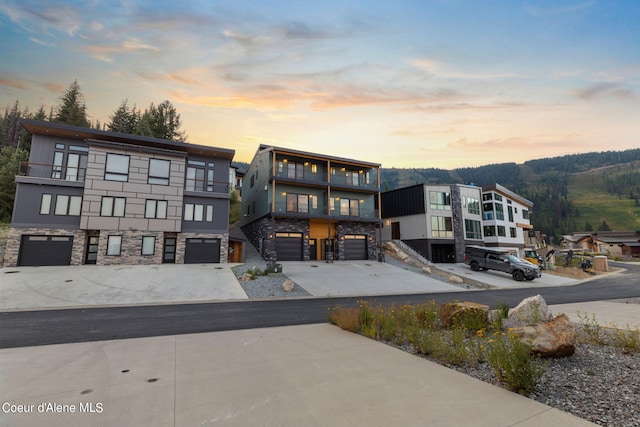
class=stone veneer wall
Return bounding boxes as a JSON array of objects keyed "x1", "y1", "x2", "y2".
[
  {"x1": 241, "y1": 217, "x2": 311, "y2": 264},
  {"x1": 3, "y1": 227, "x2": 86, "y2": 267},
  {"x1": 450, "y1": 185, "x2": 466, "y2": 263},
  {"x1": 335, "y1": 221, "x2": 377, "y2": 261},
  {"x1": 175, "y1": 232, "x2": 229, "y2": 264},
  {"x1": 96, "y1": 230, "x2": 165, "y2": 265}
]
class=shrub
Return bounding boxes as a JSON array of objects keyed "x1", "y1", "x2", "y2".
[
  {"x1": 328, "y1": 305, "x2": 360, "y2": 332},
  {"x1": 609, "y1": 325, "x2": 640, "y2": 354},
  {"x1": 486, "y1": 330, "x2": 545, "y2": 396}
]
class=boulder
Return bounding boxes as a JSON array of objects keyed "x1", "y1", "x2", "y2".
[
  {"x1": 441, "y1": 301, "x2": 489, "y2": 330},
  {"x1": 448, "y1": 275, "x2": 464, "y2": 284},
  {"x1": 241, "y1": 273, "x2": 252, "y2": 282},
  {"x1": 282, "y1": 280, "x2": 295, "y2": 292},
  {"x1": 422, "y1": 266, "x2": 432, "y2": 275},
  {"x1": 512, "y1": 313, "x2": 576, "y2": 357},
  {"x1": 509, "y1": 294, "x2": 553, "y2": 324}
]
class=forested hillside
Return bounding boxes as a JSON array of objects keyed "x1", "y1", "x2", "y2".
[{"x1": 380, "y1": 149, "x2": 640, "y2": 243}]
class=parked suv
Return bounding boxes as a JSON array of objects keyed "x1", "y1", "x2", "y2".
[{"x1": 464, "y1": 245, "x2": 541, "y2": 281}]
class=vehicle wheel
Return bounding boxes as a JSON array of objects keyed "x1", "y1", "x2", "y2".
[
  {"x1": 470, "y1": 261, "x2": 480, "y2": 271},
  {"x1": 512, "y1": 270, "x2": 525, "y2": 281}
]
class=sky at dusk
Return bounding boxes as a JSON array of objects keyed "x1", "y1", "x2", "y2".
[{"x1": 1, "y1": 0, "x2": 638, "y2": 168}]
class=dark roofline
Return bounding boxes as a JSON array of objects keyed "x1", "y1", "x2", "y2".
[
  {"x1": 20, "y1": 119, "x2": 235, "y2": 160},
  {"x1": 257, "y1": 144, "x2": 380, "y2": 168}
]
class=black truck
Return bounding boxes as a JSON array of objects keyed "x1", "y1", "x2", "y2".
[{"x1": 464, "y1": 245, "x2": 541, "y2": 281}]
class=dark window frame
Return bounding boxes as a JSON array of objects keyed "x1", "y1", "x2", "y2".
[
  {"x1": 148, "y1": 159, "x2": 171, "y2": 185},
  {"x1": 105, "y1": 153, "x2": 130, "y2": 182}
]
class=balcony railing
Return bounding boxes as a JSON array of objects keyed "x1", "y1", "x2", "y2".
[
  {"x1": 273, "y1": 201, "x2": 377, "y2": 219},
  {"x1": 19, "y1": 161, "x2": 86, "y2": 182}
]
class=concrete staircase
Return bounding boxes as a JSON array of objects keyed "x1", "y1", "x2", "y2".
[{"x1": 386, "y1": 239, "x2": 432, "y2": 266}]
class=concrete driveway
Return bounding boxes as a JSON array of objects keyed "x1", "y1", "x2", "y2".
[
  {"x1": 278, "y1": 261, "x2": 465, "y2": 297},
  {"x1": 1, "y1": 261, "x2": 582, "y2": 311}
]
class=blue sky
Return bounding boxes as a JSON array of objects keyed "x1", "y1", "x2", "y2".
[{"x1": 1, "y1": 0, "x2": 638, "y2": 168}]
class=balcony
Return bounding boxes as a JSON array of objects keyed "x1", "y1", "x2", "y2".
[
  {"x1": 19, "y1": 161, "x2": 86, "y2": 182},
  {"x1": 272, "y1": 201, "x2": 377, "y2": 220}
]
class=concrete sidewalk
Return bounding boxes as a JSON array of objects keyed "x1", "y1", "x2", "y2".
[{"x1": 0, "y1": 323, "x2": 596, "y2": 427}]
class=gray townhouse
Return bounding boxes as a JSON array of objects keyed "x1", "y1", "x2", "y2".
[
  {"x1": 4, "y1": 119, "x2": 234, "y2": 267},
  {"x1": 239, "y1": 144, "x2": 382, "y2": 263}
]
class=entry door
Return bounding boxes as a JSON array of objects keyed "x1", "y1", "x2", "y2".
[
  {"x1": 391, "y1": 222, "x2": 400, "y2": 239},
  {"x1": 163, "y1": 237, "x2": 176, "y2": 263},
  {"x1": 85, "y1": 236, "x2": 99, "y2": 264},
  {"x1": 309, "y1": 239, "x2": 317, "y2": 261}
]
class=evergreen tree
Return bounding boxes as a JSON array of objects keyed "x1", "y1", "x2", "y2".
[
  {"x1": 598, "y1": 220, "x2": 611, "y2": 231},
  {"x1": 135, "y1": 100, "x2": 187, "y2": 141},
  {"x1": 0, "y1": 146, "x2": 29, "y2": 221},
  {"x1": 229, "y1": 190, "x2": 241, "y2": 224},
  {"x1": 584, "y1": 221, "x2": 593, "y2": 231},
  {"x1": 107, "y1": 100, "x2": 139, "y2": 134},
  {"x1": 53, "y1": 80, "x2": 90, "y2": 127}
]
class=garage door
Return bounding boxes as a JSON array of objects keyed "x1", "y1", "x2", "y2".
[
  {"x1": 344, "y1": 235, "x2": 368, "y2": 260},
  {"x1": 18, "y1": 235, "x2": 74, "y2": 266},
  {"x1": 275, "y1": 232, "x2": 303, "y2": 261},
  {"x1": 184, "y1": 238, "x2": 221, "y2": 264}
]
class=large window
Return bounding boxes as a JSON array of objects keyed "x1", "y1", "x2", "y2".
[
  {"x1": 333, "y1": 197, "x2": 360, "y2": 216},
  {"x1": 101, "y1": 196, "x2": 126, "y2": 217},
  {"x1": 106, "y1": 235, "x2": 122, "y2": 256},
  {"x1": 54, "y1": 195, "x2": 82, "y2": 216},
  {"x1": 105, "y1": 154, "x2": 130, "y2": 181},
  {"x1": 431, "y1": 216, "x2": 453, "y2": 238},
  {"x1": 482, "y1": 203, "x2": 494, "y2": 220},
  {"x1": 465, "y1": 219, "x2": 482, "y2": 239},
  {"x1": 429, "y1": 191, "x2": 451, "y2": 210},
  {"x1": 483, "y1": 225, "x2": 496, "y2": 237},
  {"x1": 145, "y1": 200, "x2": 168, "y2": 219},
  {"x1": 148, "y1": 159, "x2": 170, "y2": 185},
  {"x1": 185, "y1": 160, "x2": 215, "y2": 192},
  {"x1": 286, "y1": 193, "x2": 309, "y2": 213},
  {"x1": 464, "y1": 196, "x2": 480, "y2": 215},
  {"x1": 184, "y1": 203, "x2": 214, "y2": 222}
]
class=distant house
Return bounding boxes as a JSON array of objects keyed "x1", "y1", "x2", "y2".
[
  {"x1": 561, "y1": 231, "x2": 640, "y2": 256},
  {"x1": 239, "y1": 145, "x2": 381, "y2": 263},
  {"x1": 4, "y1": 119, "x2": 234, "y2": 267},
  {"x1": 380, "y1": 184, "x2": 484, "y2": 263}
]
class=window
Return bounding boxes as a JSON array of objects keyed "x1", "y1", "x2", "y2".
[
  {"x1": 287, "y1": 162, "x2": 304, "y2": 179},
  {"x1": 340, "y1": 199, "x2": 350, "y2": 216},
  {"x1": 101, "y1": 196, "x2": 126, "y2": 217},
  {"x1": 510, "y1": 227, "x2": 517, "y2": 238},
  {"x1": 522, "y1": 209, "x2": 530, "y2": 219},
  {"x1": 53, "y1": 195, "x2": 82, "y2": 216},
  {"x1": 66, "y1": 152, "x2": 87, "y2": 181},
  {"x1": 286, "y1": 193, "x2": 309, "y2": 213},
  {"x1": 431, "y1": 216, "x2": 453, "y2": 238},
  {"x1": 350, "y1": 199, "x2": 359, "y2": 216},
  {"x1": 184, "y1": 203, "x2": 214, "y2": 222},
  {"x1": 507, "y1": 206, "x2": 514, "y2": 222},
  {"x1": 40, "y1": 194, "x2": 52, "y2": 215},
  {"x1": 106, "y1": 235, "x2": 122, "y2": 256},
  {"x1": 186, "y1": 160, "x2": 215, "y2": 192},
  {"x1": 494, "y1": 194, "x2": 503, "y2": 201},
  {"x1": 497, "y1": 226, "x2": 506, "y2": 237},
  {"x1": 145, "y1": 200, "x2": 168, "y2": 219},
  {"x1": 148, "y1": 159, "x2": 170, "y2": 185},
  {"x1": 482, "y1": 203, "x2": 494, "y2": 220},
  {"x1": 495, "y1": 202, "x2": 504, "y2": 220},
  {"x1": 429, "y1": 191, "x2": 451, "y2": 210},
  {"x1": 464, "y1": 196, "x2": 480, "y2": 215},
  {"x1": 482, "y1": 193, "x2": 492, "y2": 201},
  {"x1": 465, "y1": 219, "x2": 482, "y2": 239},
  {"x1": 483, "y1": 225, "x2": 496, "y2": 237},
  {"x1": 141, "y1": 236, "x2": 155, "y2": 256},
  {"x1": 310, "y1": 195, "x2": 318, "y2": 209},
  {"x1": 105, "y1": 154, "x2": 130, "y2": 181},
  {"x1": 52, "y1": 152, "x2": 64, "y2": 179},
  {"x1": 54, "y1": 195, "x2": 68, "y2": 215}
]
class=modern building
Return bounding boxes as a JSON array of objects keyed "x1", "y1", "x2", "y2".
[
  {"x1": 239, "y1": 145, "x2": 381, "y2": 263},
  {"x1": 4, "y1": 119, "x2": 234, "y2": 267},
  {"x1": 480, "y1": 183, "x2": 533, "y2": 254},
  {"x1": 380, "y1": 183, "x2": 484, "y2": 263}
]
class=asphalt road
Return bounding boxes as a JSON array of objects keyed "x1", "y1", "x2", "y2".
[{"x1": 1, "y1": 262, "x2": 639, "y2": 349}]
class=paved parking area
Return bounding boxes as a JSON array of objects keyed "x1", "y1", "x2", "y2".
[{"x1": 436, "y1": 263, "x2": 580, "y2": 289}]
